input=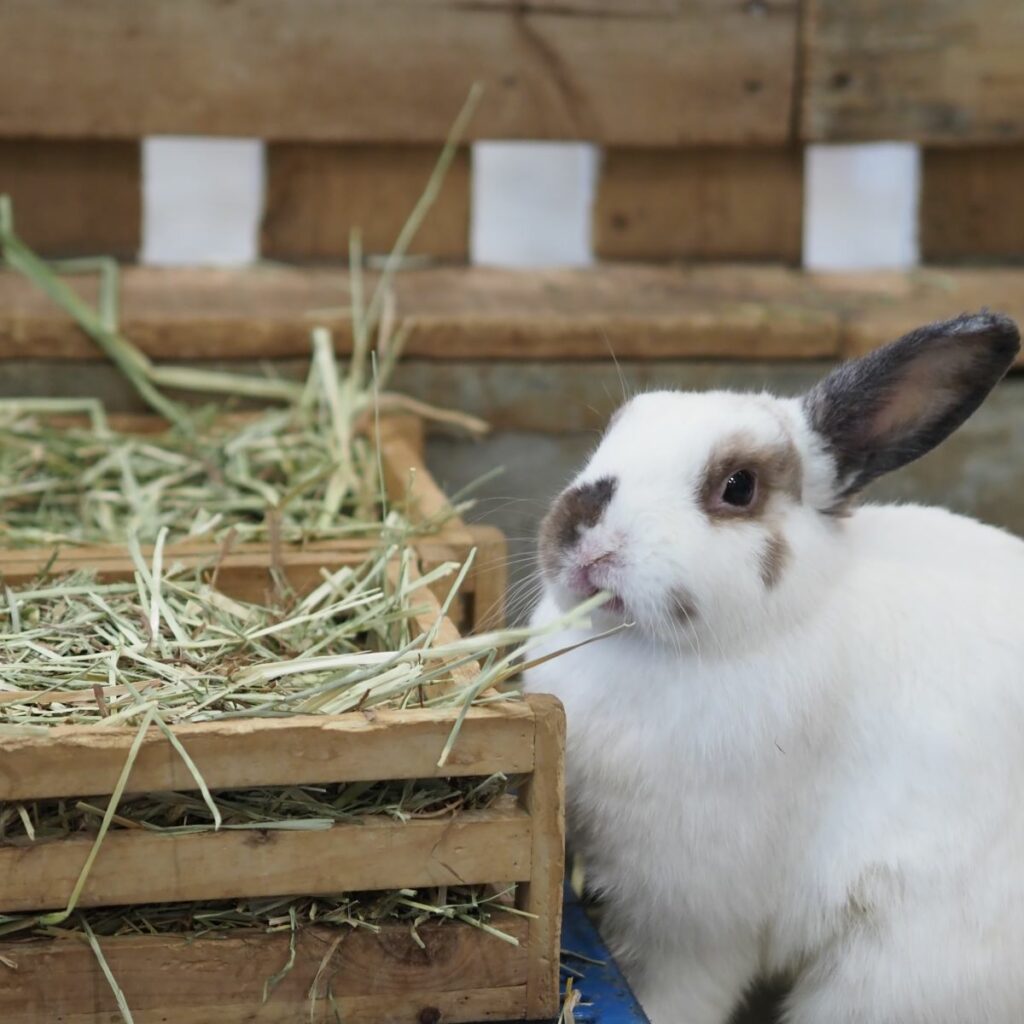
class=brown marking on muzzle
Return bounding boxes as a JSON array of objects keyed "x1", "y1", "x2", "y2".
[
  {"x1": 539, "y1": 476, "x2": 617, "y2": 574},
  {"x1": 699, "y1": 432, "x2": 803, "y2": 522}
]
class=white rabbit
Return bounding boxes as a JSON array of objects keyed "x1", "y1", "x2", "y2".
[{"x1": 524, "y1": 313, "x2": 1024, "y2": 1024}]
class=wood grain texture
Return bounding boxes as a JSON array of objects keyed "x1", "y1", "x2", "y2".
[
  {"x1": 391, "y1": 557, "x2": 481, "y2": 696},
  {"x1": 0, "y1": 0, "x2": 797, "y2": 145},
  {"x1": 0, "y1": 806, "x2": 531, "y2": 912},
  {"x1": 0, "y1": 706, "x2": 536, "y2": 802},
  {"x1": 803, "y1": 0, "x2": 1024, "y2": 143},
  {"x1": 595, "y1": 147, "x2": 804, "y2": 263},
  {"x1": 0, "y1": 989, "x2": 527, "y2": 1024},
  {"x1": 4, "y1": 264, "x2": 1024, "y2": 364},
  {"x1": 262, "y1": 144, "x2": 470, "y2": 261},
  {"x1": 517, "y1": 694, "x2": 566, "y2": 1019},
  {"x1": 0, "y1": 263, "x2": 841, "y2": 361},
  {"x1": 0, "y1": 917, "x2": 528, "y2": 1024},
  {"x1": 921, "y1": 146, "x2": 1024, "y2": 263},
  {"x1": 0, "y1": 416, "x2": 486, "y2": 620},
  {"x1": 0, "y1": 139, "x2": 140, "y2": 258},
  {"x1": 0, "y1": 537, "x2": 489, "y2": 649},
  {"x1": 804, "y1": 267, "x2": 1024, "y2": 360},
  {"x1": 0, "y1": 540, "x2": 370, "y2": 603}
]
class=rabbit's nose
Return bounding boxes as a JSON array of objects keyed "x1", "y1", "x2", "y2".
[
  {"x1": 573, "y1": 551, "x2": 619, "y2": 595},
  {"x1": 585, "y1": 551, "x2": 617, "y2": 572}
]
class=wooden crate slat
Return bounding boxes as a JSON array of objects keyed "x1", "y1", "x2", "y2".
[
  {"x1": 0, "y1": 706, "x2": 536, "y2": 802},
  {"x1": 0, "y1": 990, "x2": 527, "y2": 1024},
  {"x1": 595, "y1": 147, "x2": 804, "y2": 263},
  {"x1": 0, "y1": 538, "x2": 371, "y2": 569},
  {"x1": 0, "y1": 139, "x2": 140, "y2": 259},
  {"x1": 0, "y1": 264, "x2": 841, "y2": 361},
  {"x1": 0, "y1": 806, "x2": 532, "y2": 913},
  {"x1": 0, "y1": 544, "x2": 367, "y2": 603},
  {"x1": 0, "y1": 540, "x2": 485, "y2": 625},
  {"x1": 803, "y1": 0, "x2": 1024, "y2": 143},
  {"x1": 262, "y1": 144, "x2": 470, "y2": 262},
  {"x1": 389, "y1": 556, "x2": 481, "y2": 695},
  {"x1": 45, "y1": 988, "x2": 529, "y2": 1024},
  {"x1": 517, "y1": 694, "x2": 567, "y2": 1019},
  {"x1": 0, "y1": 918, "x2": 529, "y2": 1023},
  {"x1": 382, "y1": 431, "x2": 474, "y2": 544},
  {"x1": 0, "y1": 413, "x2": 479, "y2": 613},
  {"x1": 0, "y1": 0, "x2": 797, "y2": 146},
  {"x1": 921, "y1": 146, "x2": 1024, "y2": 263}
]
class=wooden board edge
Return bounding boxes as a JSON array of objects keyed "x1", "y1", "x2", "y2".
[
  {"x1": 0, "y1": 806, "x2": 533, "y2": 913},
  {"x1": 0, "y1": 915, "x2": 529, "y2": 1023},
  {"x1": 0, "y1": 703, "x2": 537, "y2": 801},
  {"x1": 518, "y1": 693, "x2": 567, "y2": 1020}
]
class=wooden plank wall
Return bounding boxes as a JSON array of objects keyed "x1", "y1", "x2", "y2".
[
  {"x1": 0, "y1": 1, "x2": 797, "y2": 145},
  {"x1": 0, "y1": 140, "x2": 140, "y2": 259},
  {"x1": 920, "y1": 148, "x2": 1024, "y2": 264},
  {"x1": 2, "y1": 2, "x2": 1024, "y2": 273},
  {"x1": 804, "y1": 0, "x2": 1024, "y2": 267},
  {"x1": 0, "y1": 0, "x2": 800, "y2": 267},
  {"x1": 594, "y1": 148, "x2": 804, "y2": 264},
  {"x1": 261, "y1": 145, "x2": 471, "y2": 262},
  {"x1": 802, "y1": 0, "x2": 1024, "y2": 144}
]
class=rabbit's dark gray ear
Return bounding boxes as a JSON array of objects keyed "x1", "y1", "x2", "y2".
[{"x1": 803, "y1": 311, "x2": 1020, "y2": 500}]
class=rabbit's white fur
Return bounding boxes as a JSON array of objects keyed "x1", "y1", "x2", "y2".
[{"x1": 526, "y1": 365, "x2": 1024, "y2": 1021}]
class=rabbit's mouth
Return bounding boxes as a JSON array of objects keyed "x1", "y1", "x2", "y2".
[{"x1": 566, "y1": 571, "x2": 627, "y2": 617}]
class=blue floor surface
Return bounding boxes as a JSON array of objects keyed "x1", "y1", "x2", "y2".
[{"x1": 490, "y1": 882, "x2": 650, "y2": 1023}]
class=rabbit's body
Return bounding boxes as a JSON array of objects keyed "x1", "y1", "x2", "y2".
[
  {"x1": 524, "y1": 314, "x2": 1024, "y2": 1023},
  {"x1": 529, "y1": 504, "x2": 1024, "y2": 1022}
]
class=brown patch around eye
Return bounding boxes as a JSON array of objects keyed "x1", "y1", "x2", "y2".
[
  {"x1": 759, "y1": 532, "x2": 791, "y2": 590},
  {"x1": 699, "y1": 432, "x2": 802, "y2": 522}
]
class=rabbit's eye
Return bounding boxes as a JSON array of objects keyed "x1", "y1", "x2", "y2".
[{"x1": 721, "y1": 469, "x2": 757, "y2": 507}]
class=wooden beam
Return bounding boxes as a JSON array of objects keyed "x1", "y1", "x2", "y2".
[
  {"x1": 0, "y1": 139, "x2": 140, "y2": 259},
  {"x1": 803, "y1": 0, "x2": 1024, "y2": 143},
  {"x1": 0, "y1": 806, "x2": 532, "y2": 912},
  {"x1": 0, "y1": 705, "x2": 536, "y2": 802},
  {"x1": 805, "y1": 267, "x2": 1024, "y2": 359},
  {"x1": 4, "y1": 264, "x2": 1024, "y2": 365},
  {"x1": 921, "y1": 146, "x2": 1024, "y2": 263},
  {"x1": 0, "y1": 0, "x2": 798, "y2": 146},
  {"x1": 0, "y1": 264, "x2": 841, "y2": 361},
  {"x1": 0, "y1": 917, "x2": 529, "y2": 1024},
  {"x1": 262, "y1": 144, "x2": 470, "y2": 262},
  {"x1": 595, "y1": 147, "x2": 804, "y2": 263}
]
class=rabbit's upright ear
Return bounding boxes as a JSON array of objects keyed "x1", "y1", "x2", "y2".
[{"x1": 803, "y1": 311, "x2": 1019, "y2": 500}]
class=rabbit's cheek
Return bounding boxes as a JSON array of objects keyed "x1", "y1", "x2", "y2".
[{"x1": 760, "y1": 531, "x2": 791, "y2": 590}]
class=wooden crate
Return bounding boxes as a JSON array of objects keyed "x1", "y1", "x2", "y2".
[
  {"x1": 0, "y1": 562, "x2": 564, "y2": 1023},
  {"x1": 0, "y1": 412, "x2": 507, "y2": 633}
]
